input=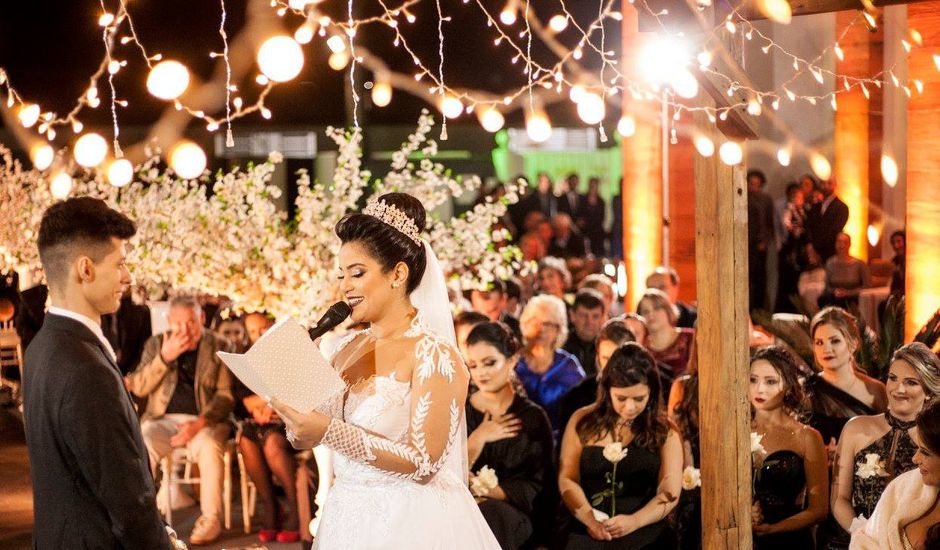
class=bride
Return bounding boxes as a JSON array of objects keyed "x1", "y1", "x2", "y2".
[{"x1": 270, "y1": 192, "x2": 501, "y2": 549}]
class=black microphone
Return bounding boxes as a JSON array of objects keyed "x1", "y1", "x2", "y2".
[{"x1": 308, "y1": 301, "x2": 353, "y2": 341}]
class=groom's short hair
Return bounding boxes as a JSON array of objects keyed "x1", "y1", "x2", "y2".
[{"x1": 37, "y1": 197, "x2": 136, "y2": 291}]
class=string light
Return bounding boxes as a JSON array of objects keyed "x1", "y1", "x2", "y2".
[
  {"x1": 719, "y1": 141, "x2": 743, "y2": 165},
  {"x1": 777, "y1": 147, "x2": 791, "y2": 167},
  {"x1": 371, "y1": 80, "x2": 393, "y2": 107},
  {"x1": 548, "y1": 15, "x2": 568, "y2": 33},
  {"x1": 50, "y1": 172, "x2": 73, "y2": 199},
  {"x1": 256, "y1": 35, "x2": 304, "y2": 82},
  {"x1": 576, "y1": 92, "x2": 605, "y2": 124},
  {"x1": 170, "y1": 141, "x2": 207, "y2": 179},
  {"x1": 18, "y1": 104, "x2": 40, "y2": 128},
  {"x1": 30, "y1": 143, "x2": 55, "y2": 170},
  {"x1": 756, "y1": 0, "x2": 792, "y2": 24},
  {"x1": 881, "y1": 154, "x2": 899, "y2": 187},
  {"x1": 525, "y1": 109, "x2": 552, "y2": 142},
  {"x1": 617, "y1": 115, "x2": 636, "y2": 138},
  {"x1": 810, "y1": 152, "x2": 832, "y2": 180},
  {"x1": 146, "y1": 60, "x2": 191, "y2": 100},
  {"x1": 477, "y1": 107, "x2": 505, "y2": 132},
  {"x1": 107, "y1": 158, "x2": 134, "y2": 187},
  {"x1": 439, "y1": 95, "x2": 464, "y2": 119},
  {"x1": 73, "y1": 132, "x2": 108, "y2": 168},
  {"x1": 693, "y1": 134, "x2": 714, "y2": 157}
]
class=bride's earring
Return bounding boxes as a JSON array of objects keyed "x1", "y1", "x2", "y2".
[{"x1": 392, "y1": 282, "x2": 401, "y2": 289}]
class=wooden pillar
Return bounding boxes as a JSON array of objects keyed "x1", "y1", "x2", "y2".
[
  {"x1": 669, "y1": 108, "x2": 698, "y2": 301},
  {"x1": 621, "y1": 6, "x2": 663, "y2": 309},
  {"x1": 835, "y1": 11, "x2": 882, "y2": 261},
  {"x1": 906, "y1": 2, "x2": 940, "y2": 338},
  {"x1": 695, "y1": 108, "x2": 752, "y2": 549}
]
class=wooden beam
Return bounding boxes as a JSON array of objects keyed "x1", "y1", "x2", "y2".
[{"x1": 734, "y1": 0, "x2": 933, "y2": 20}]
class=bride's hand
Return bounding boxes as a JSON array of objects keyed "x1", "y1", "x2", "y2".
[{"x1": 268, "y1": 397, "x2": 331, "y2": 449}]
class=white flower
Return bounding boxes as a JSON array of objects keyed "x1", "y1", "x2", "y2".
[
  {"x1": 602, "y1": 442, "x2": 629, "y2": 464},
  {"x1": 856, "y1": 453, "x2": 888, "y2": 480},
  {"x1": 682, "y1": 466, "x2": 701, "y2": 490},
  {"x1": 750, "y1": 432, "x2": 766, "y2": 456},
  {"x1": 591, "y1": 508, "x2": 610, "y2": 522},
  {"x1": 470, "y1": 465, "x2": 499, "y2": 497}
]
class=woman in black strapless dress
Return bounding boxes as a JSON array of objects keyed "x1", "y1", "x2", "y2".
[
  {"x1": 750, "y1": 347, "x2": 829, "y2": 550},
  {"x1": 558, "y1": 343, "x2": 683, "y2": 549}
]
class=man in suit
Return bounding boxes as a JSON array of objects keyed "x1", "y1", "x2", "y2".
[
  {"x1": 805, "y1": 177, "x2": 850, "y2": 263},
  {"x1": 23, "y1": 197, "x2": 171, "y2": 549},
  {"x1": 747, "y1": 169, "x2": 776, "y2": 312}
]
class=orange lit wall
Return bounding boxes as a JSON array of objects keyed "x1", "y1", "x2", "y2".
[
  {"x1": 906, "y1": 3, "x2": 940, "y2": 339},
  {"x1": 835, "y1": 11, "x2": 881, "y2": 261},
  {"x1": 621, "y1": 7, "x2": 663, "y2": 310}
]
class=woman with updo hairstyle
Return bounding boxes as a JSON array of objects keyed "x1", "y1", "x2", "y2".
[
  {"x1": 465, "y1": 321, "x2": 555, "y2": 550},
  {"x1": 825, "y1": 342, "x2": 940, "y2": 549},
  {"x1": 559, "y1": 343, "x2": 682, "y2": 549},
  {"x1": 749, "y1": 346, "x2": 828, "y2": 549},
  {"x1": 269, "y1": 192, "x2": 501, "y2": 548},
  {"x1": 851, "y1": 399, "x2": 940, "y2": 549},
  {"x1": 803, "y1": 307, "x2": 887, "y2": 449}
]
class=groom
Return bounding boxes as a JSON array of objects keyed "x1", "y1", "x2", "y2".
[{"x1": 23, "y1": 197, "x2": 171, "y2": 548}]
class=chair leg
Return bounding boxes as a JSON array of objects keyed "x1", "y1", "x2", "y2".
[
  {"x1": 223, "y1": 450, "x2": 232, "y2": 531},
  {"x1": 296, "y1": 461, "x2": 312, "y2": 542},
  {"x1": 161, "y1": 456, "x2": 172, "y2": 527},
  {"x1": 237, "y1": 452, "x2": 252, "y2": 534}
]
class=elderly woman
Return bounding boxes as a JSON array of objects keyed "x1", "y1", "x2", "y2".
[
  {"x1": 515, "y1": 294, "x2": 585, "y2": 438},
  {"x1": 636, "y1": 288, "x2": 694, "y2": 388},
  {"x1": 537, "y1": 256, "x2": 572, "y2": 302}
]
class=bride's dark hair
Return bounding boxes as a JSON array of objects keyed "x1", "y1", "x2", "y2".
[{"x1": 335, "y1": 192, "x2": 427, "y2": 293}]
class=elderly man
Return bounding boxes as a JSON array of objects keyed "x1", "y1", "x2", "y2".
[
  {"x1": 645, "y1": 266, "x2": 697, "y2": 329},
  {"x1": 126, "y1": 295, "x2": 234, "y2": 545}
]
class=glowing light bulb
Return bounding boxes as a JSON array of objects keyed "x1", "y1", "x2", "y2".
[
  {"x1": 867, "y1": 224, "x2": 880, "y2": 247},
  {"x1": 107, "y1": 159, "x2": 133, "y2": 187},
  {"x1": 526, "y1": 111, "x2": 552, "y2": 142},
  {"x1": 881, "y1": 154, "x2": 899, "y2": 187},
  {"x1": 719, "y1": 141, "x2": 743, "y2": 165},
  {"x1": 257, "y1": 35, "x2": 304, "y2": 83},
  {"x1": 697, "y1": 50, "x2": 712, "y2": 68},
  {"x1": 694, "y1": 135, "x2": 714, "y2": 157},
  {"x1": 328, "y1": 51, "x2": 350, "y2": 71},
  {"x1": 756, "y1": 0, "x2": 792, "y2": 24},
  {"x1": 50, "y1": 172, "x2": 73, "y2": 199},
  {"x1": 576, "y1": 93, "x2": 605, "y2": 125},
  {"x1": 569, "y1": 85, "x2": 586, "y2": 104},
  {"x1": 294, "y1": 23, "x2": 315, "y2": 44},
  {"x1": 98, "y1": 13, "x2": 115, "y2": 27},
  {"x1": 617, "y1": 115, "x2": 636, "y2": 137},
  {"x1": 288, "y1": 0, "x2": 307, "y2": 9},
  {"x1": 500, "y1": 6, "x2": 517, "y2": 25},
  {"x1": 810, "y1": 152, "x2": 831, "y2": 180},
  {"x1": 478, "y1": 108, "x2": 505, "y2": 132},
  {"x1": 439, "y1": 96, "x2": 464, "y2": 119},
  {"x1": 31, "y1": 143, "x2": 54, "y2": 170},
  {"x1": 170, "y1": 141, "x2": 207, "y2": 179},
  {"x1": 326, "y1": 35, "x2": 347, "y2": 53},
  {"x1": 777, "y1": 147, "x2": 791, "y2": 167},
  {"x1": 670, "y1": 70, "x2": 699, "y2": 99},
  {"x1": 19, "y1": 104, "x2": 40, "y2": 128},
  {"x1": 371, "y1": 81, "x2": 392, "y2": 107},
  {"x1": 747, "y1": 99, "x2": 762, "y2": 116},
  {"x1": 73, "y1": 133, "x2": 108, "y2": 167},
  {"x1": 548, "y1": 15, "x2": 568, "y2": 32},
  {"x1": 146, "y1": 60, "x2": 190, "y2": 100}
]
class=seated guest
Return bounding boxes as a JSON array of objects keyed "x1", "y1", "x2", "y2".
[
  {"x1": 564, "y1": 289, "x2": 607, "y2": 378},
  {"x1": 504, "y1": 278, "x2": 523, "y2": 319},
  {"x1": 519, "y1": 232, "x2": 547, "y2": 262},
  {"x1": 559, "y1": 343, "x2": 682, "y2": 548},
  {"x1": 455, "y1": 310, "x2": 490, "y2": 359},
  {"x1": 537, "y1": 256, "x2": 572, "y2": 302},
  {"x1": 820, "y1": 233, "x2": 870, "y2": 309},
  {"x1": 645, "y1": 266, "x2": 697, "y2": 328},
  {"x1": 465, "y1": 322, "x2": 555, "y2": 550},
  {"x1": 559, "y1": 319, "x2": 636, "y2": 435},
  {"x1": 579, "y1": 273, "x2": 619, "y2": 318},
  {"x1": 126, "y1": 296, "x2": 234, "y2": 545},
  {"x1": 803, "y1": 307, "x2": 887, "y2": 449},
  {"x1": 620, "y1": 312, "x2": 649, "y2": 347},
  {"x1": 749, "y1": 347, "x2": 828, "y2": 549},
  {"x1": 233, "y1": 312, "x2": 301, "y2": 544},
  {"x1": 214, "y1": 315, "x2": 249, "y2": 354},
  {"x1": 515, "y1": 294, "x2": 585, "y2": 438},
  {"x1": 469, "y1": 279, "x2": 522, "y2": 339},
  {"x1": 850, "y1": 399, "x2": 940, "y2": 550},
  {"x1": 668, "y1": 336, "x2": 701, "y2": 550},
  {"x1": 637, "y1": 288, "x2": 695, "y2": 387},
  {"x1": 548, "y1": 214, "x2": 587, "y2": 258},
  {"x1": 825, "y1": 343, "x2": 940, "y2": 549}
]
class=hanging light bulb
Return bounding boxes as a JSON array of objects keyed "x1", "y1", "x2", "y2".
[
  {"x1": 747, "y1": 98, "x2": 762, "y2": 116},
  {"x1": 326, "y1": 35, "x2": 347, "y2": 54},
  {"x1": 107, "y1": 159, "x2": 134, "y2": 187},
  {"x1": 867, "y1": 224, "x2": 880, "y2": 247},
  {"x1": 477, "y1": 108, "x2": 505, "y2": 132},
  {"x1": 328, "y1": 51, "x2": 350, "y2": 71},
  {"x1": 756, "y1": 0, "x2": 792, "y2": 24},
  {"x1": 526, "y1": 110, "x2": 552, "y2": 142},
  {"x1": 50, "y1": 172, "x2": 73, "y2": 199},
  {"x1": 617, "y1": 115, "x2": 636, "y2": 137},
  {"x1": 881, "y1": 154, "x2": 899, "y2": 187},
  {"x1": 499, "y1": 1, "x2": 517, "y2": 25},
  {"x1": 294, "y1": 23, "x2": 315, "y2": 44},
  {"x1": 73, "y1": 133, "x2": 108, "y2": 167},
  {"x1": 30, "y1": 143, "x2": 54, "y2": 170},
  {"x1": 548, "y1": 15, "x2": 568, "y2": 32},
  {"x1": 719, "y1": 141, "x2": 743, "y2": 165},
  {"x1": 694, "y1": 135, "x2": 715, "y2": 157},
  {"x1": 777, "y1": 147, "x2": 791, "y2": 167},
  {"x1": 576, "y1": 93, "x2": 605, "y2": 125},
  {"x1": 697, "y1": 50, "x2": 713, "y2": 68},
  {"x1": 569, "y1": 84, "x2": 586, "y2": 104},
  {"x1": 371, "y1": 81, "x2": 392, "y2": 107},
  {"x1": 257, "y1": 35, "x2": 305, "y2": 82},
  {"x1": 146, "y1": 60, "x2": 191, "y2": 100},
  {"x1": 18, "y1": 104, "x2": 40, "y2": 128},
  {"x1": 170, "y1": 141, "x2": 207, "y2": 179},
  {"x1": 810, "y1": 152, "x2": 832, "y2": 180},
  {"x1": 439, "y1": 95, "x2": 464, "y2": 119},
  {"x1": 670, "y1": 70, "x2": 699, "y2": 99}
]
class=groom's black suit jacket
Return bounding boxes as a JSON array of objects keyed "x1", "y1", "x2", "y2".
[{"x1": 23, "y1": 314, "x2": 170, "y2": 549}]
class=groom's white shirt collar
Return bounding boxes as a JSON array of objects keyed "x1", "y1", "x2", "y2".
[{"x1": 47, "y1": 306, "x2": 118, "y2": 363}]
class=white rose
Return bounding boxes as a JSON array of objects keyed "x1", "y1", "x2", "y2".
[
  {"x1": 682, "y1": 466, "x2": 701, "y2": 490},
  {"x1": 750, "y1": 432, "x2": 766, "y2": 455},
  {"x1": 603, "y1": 442, "x2": 629, "y2": 464},
  {"x1": 591, "y1": 508, "x2": 610, "y2": 522},
  {"x1": 856, "y1": 453, "x2": 888, "y2": 480},
  {"x1": 477, "y1": 465, "x2": 499, "y2": 491}
]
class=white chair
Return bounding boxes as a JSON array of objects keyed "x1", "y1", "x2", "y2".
[
  {"x1": 159, "y1": 441, "x2": 235, "y2": 530},
  {"x1": 0, "y1": 321, "x2": 23, "y2": 405},
  {"x1": 235, "y1": 444, "x2": 316, "y2": 542}
]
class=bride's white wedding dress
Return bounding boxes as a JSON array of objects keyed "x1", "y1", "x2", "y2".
[{"x1": 313, "y1": 314, "x2": 501, "y2": 549}]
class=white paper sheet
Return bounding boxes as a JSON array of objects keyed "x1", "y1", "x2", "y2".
[{"x1": 217, "y1": 317, "x2": 346, "y2": 412}]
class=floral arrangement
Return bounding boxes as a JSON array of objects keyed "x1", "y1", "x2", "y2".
[
  {"x1": 0, "y1": 111, "x2": 527, "y2": 324},
  {"x1": 470, "y1": 465, "x2": 499, "y2": 497},
  {"x1": 681, "y1": 466, "x2": 701, "y2": 491},
  {"x1": 750, "y1": 431, "x2": 767, "y2": 498},
  {"x1": 591, "y1": 441, "x2": 629, "y2": 517},
  {"x1": 852, "y1": 452, "x2": 890, "y2": 518}
]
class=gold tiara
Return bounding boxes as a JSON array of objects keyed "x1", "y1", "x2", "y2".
[{"x1": 362, "y1": 200, "x2": 422, "y2": 245}]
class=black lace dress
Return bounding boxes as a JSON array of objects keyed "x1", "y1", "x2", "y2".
[
  {"x1": 565, "y1": 443, "x2": 676, "y2": 549},
  {"x1": 753, "y1": 450, "x2": 815, "y2": 550}
]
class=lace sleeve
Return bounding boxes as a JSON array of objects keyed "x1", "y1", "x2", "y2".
[{"x1": 319, "y1": 333, "x2": 467, "y2": 484}]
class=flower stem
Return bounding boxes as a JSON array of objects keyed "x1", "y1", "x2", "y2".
[{"x1": 610, "y1": 461, "x2": 617, "y2": 517}]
